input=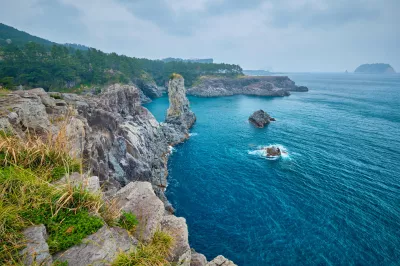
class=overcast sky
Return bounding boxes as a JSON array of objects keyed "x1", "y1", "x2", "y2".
[{"x1": 1, "y1": 0, "x2": 399, "y2": 72}]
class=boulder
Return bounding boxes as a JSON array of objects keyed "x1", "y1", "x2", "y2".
[
  {"x1": 191, "y1": 251, "x2": 208, "y2": 266},
  {"x1": 206, "y1": 255, "x2": 237, "y2": 266},
  {"x1": 114, "y1": 181, "x2": 164, "y2": 242},
  {"x1": 161, "y1": 215, "x2": 191, "y2": 265},
  {"x1": 249, "y1": 110, "x2": 274, "y2": 128},
  {"x1": 53, "y1": 226, "x2": 137, "y2": 266},
  {"x1": 266, "y1": 146, "x2": 281, "y2": 157},
  {"x1": 20, "y1": 225, "x2": 52, "y2": 266}
]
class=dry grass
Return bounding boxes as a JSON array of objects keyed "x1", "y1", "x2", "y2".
[{"x1": 112, "y1": 230, "x2": 174, "y2": 266}]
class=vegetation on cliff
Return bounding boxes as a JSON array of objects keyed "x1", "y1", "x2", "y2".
[{"x1": 0, "y1": 23, "x2": 242, "y2": 91}]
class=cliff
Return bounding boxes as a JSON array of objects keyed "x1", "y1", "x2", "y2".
[
  {"x1": 354, "y1": 63, "x2": 396, "y2": 74},
  {"x1": 187, "y1": 76, "x2": 308, "y2": 97},
  {"x1": 0, "y1": 81, "x2": 233, "y2": 265}
]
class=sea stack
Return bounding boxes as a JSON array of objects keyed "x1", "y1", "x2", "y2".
[
  {"x1": 166, "y1": 73, "x2": 196, "y2": 129},
  {"x1": 249, "y1": 110, "x2": 275, "y2": 128}
]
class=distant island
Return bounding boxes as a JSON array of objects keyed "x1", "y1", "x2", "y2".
[
  {"x1": 243, "y1": 70, "x2": 271, "y2": 76},
  {"x1": 354, "y1": 63, "x2": 396, "y2": 74}
]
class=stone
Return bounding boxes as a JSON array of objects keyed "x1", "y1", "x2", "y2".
[
  {"x1": 161, "y1": 215, "x2": 191, "y2": 265},
  {"x1": 20, "y1": 225, "x2": 52, "y2": 266},
  {"x1": 249, "y1": 110, "x2": 274, "y2": 128},
  {"x1": 266, "y1": 146, "x2": 281, "y2": 157},
  {"x1": 206, "y1": 255, "x2": 237, "y2": 266},
  {"x1": 191, "y1": 251, "x2": 208, "y2": 266},
  {"x1": 55, "y1": 172, "x2": 101, "y2": 194},
  {"x1": 53, "y1": 226, "x2": 137, "y2": 266},
  {"x1": 114, "y1": 181, "x2": 165, "y2": 242}
]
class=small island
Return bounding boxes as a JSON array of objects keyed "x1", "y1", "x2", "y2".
[{"x1": 354, "y1": 63, "x2": 396, "y2": 74}]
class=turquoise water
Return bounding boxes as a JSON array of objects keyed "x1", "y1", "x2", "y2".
[{"x1": 146, "y1": 73, "x2": 400, "y2": 265}]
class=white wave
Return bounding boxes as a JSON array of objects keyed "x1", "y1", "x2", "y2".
[
  {"x1": 168, "y1": 146, "x2": 176, "y2": 154},
  {"x1": 189, "y1": 133, "x2": 198, "y2": 137}
]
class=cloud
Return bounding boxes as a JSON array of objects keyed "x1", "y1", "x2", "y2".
[{"x1": 0, "y1": 0, "x2": 399, "y2": 71}]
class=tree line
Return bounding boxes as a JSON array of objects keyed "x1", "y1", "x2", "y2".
[{"x1": 0, "y1": 42, "x2": 243, "y2": 91}]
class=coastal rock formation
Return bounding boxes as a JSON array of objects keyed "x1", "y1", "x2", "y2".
[
  {"x1": 166, "y1": 74, "x2": 196, "y2": 129},
  {"x1": 206, "y1": 255, "x2": 237, "y2": 266},
  {"x1": 191, "y1": 251, "x2": 208, "y2": 266},
  {"x1": 53, "y1": 226, "x2": 137, "y2": 266},
  {"x1": 161, "y1": 215, "x2": 191, "y2": 265},
  {"x1": 354, "y1": 63, "x2": 396, "y2": 74},
  {"x1": 249, "y1": 110, "x2": 275, "y2": 128},
  {"x1": 187, "y1": 76, "x2": 308, "y2": 97},
  {"x1": 20, "y1": 225, "x2": 53, "y2": 266},
  {"x1": 0, "y1": 85, "x2": 171, "y2": 199},
  {"x1": 0, "y1": 84, "x2": 236, "y2": 266}
]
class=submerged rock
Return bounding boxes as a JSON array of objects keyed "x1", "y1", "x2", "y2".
[
  {"x1": 20, "y1": 225, "x2": 52, "y2": 266},
  {"x1": 249, "y1": 110, "x2": 274, "y2": 128}
]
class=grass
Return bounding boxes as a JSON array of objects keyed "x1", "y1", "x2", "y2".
[
  {"x1": 117, "y1": 211, "x2": 139, "y2": 233},
  {"x1": 169, "y1": 73, "x2": 182, "y2": 80},
  {"x1": 112, "y1": 231, "x2": 174, "y2": 266},
  {"x1": 0, "y1": 130, "x2": 105, "y2": 264}
]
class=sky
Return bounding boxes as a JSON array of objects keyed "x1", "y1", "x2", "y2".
[{"x1": 1, "y1": 0, "x2": 399, "y2": 72}]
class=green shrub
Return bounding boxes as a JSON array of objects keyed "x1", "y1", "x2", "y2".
[{"x1": 118, "y1": 211, "x2": 138, "y2": 233}]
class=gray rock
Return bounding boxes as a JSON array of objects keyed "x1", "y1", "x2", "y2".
[
  {"x1": 191, "y1": 251, "x2": 208, "y2": 266},
  {"x1": 161, "y1": 215, "x2": 191, "y2": 265},
  {"x1": 187, "y1": 76, "x2": 308, "y2": 97},
  {"x1": 166, "y1": 75, "x2": 196, "y2": 130},
  {"x1": 20, "y1": 225, "x2": 52, "y2": 266},
  {"x1": 249, "y1": 110, "x2": 274, "y2": 128},
  {"x1": 206, "y1": 255, "x2": 237, "y2": 266},
  {"x1": 55, "y1": 172, "x2": 101, "y2": 194},
  {"x1": 114, "y1": 181, "x2": 165, "y2": 242},
  {"x1": 53, "y1": 225, "x2": 137, "y2": 266}
]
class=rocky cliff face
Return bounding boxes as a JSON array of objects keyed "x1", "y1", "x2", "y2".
[
  {"x1": 187, "y1": 76, "x2": 308, "y2": 97},
  {"x1": 0, "y1": 82, "x2": 234, "y2": 265},
  {"x1": 0, "y1": 85, "x2": 173, "y2": 199}
]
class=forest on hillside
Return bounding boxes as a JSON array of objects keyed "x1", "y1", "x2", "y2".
[{"x1": 0, "y1": 42, "x2": 242, "y2": 91}]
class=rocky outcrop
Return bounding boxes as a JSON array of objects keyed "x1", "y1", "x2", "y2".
[
  {"x1": 20, "y1": 225, "x2": 53, "y2": 266},
  {"x1": 113, "y1": 181, "x2": 192, "y2": 265},
  {"x1": 0, "y1": 85, "x2": 173, "y2": 200},
  {"x1": 166, "y1": 75, "x2": 196, "y2": 130},
  {"x1": 206, "y1": 255, "x2": 237, "y2": 266},
  {"x1": 114, "y1": 181, "x2": 165, "y2": 242},
  {"x1": 161, "y1": 215, "x2": 191, "y2": 265},
  {"x1": 191, "y1": 251, "x2": 208, "y2": 266},
  {"x1": 0, "y1": 84, "x2": 236, "y2": 266},
  {"x1": 187, "y1": 76, "x2": 308, "y2": 97},
  {"x1": 249, "y1": 110, "x2": 275, "y2": 128},
  {"x1": 53, "y1": 226, "x2": 137, "y2": 266}
]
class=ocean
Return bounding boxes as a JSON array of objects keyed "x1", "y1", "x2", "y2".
[{"x1": 145, "y1": 73, "x2": 400, "y2": 265}]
